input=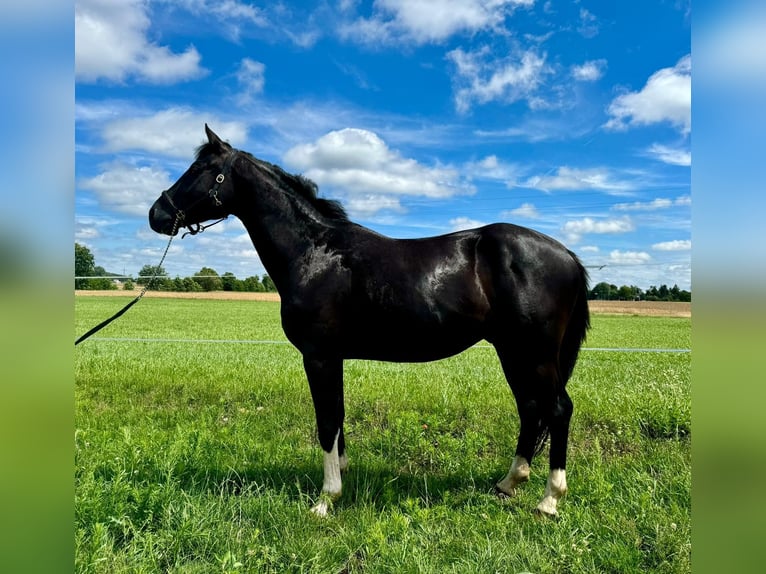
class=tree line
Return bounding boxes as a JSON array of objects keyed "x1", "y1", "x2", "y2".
[
  {"x1": 131, "y1": 265, "x2": 277, "y2": 293},
  {"x1": 76, "y1": 243, "x2": 690, "y2": 300},
  {"x1": 74, "y1": 243, "x2": 277, "y2": 293},
  {"x1": 588, "y1": 281, "x2": 690, "y2": 302}
]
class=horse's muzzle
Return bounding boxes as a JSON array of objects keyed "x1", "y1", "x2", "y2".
[{"x1": 148, "y1": 199, "x2": 178, "y2": 236}]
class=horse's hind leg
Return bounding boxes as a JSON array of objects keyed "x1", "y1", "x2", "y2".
[
  {"x1": 494, "y1": 348, "x2": 542, "y2": 498},
  {"x1": 535, "y1": 387, "x2": 572, "y2": 517},
  {"x1": 495, "y1": 347, "x2": 571, "y2": 516},
  {"x1": 303, "y1": 356, "x2": 345, "y2": 517}
]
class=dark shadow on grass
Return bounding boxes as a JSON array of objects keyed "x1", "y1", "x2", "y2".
[{"x1": 139, "y1": 458, "x2": 536, "y2": 512}]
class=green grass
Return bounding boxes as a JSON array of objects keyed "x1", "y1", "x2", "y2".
[{"x1": 75, "y1": 297, "x2": 690, "y2": 573}]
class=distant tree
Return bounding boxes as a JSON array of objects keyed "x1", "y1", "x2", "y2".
[
  {"x1": 194, "y1": 267, "x2": 223, "y2": 291},
  {"x1": 183, "y1": 277, "x2": 202, "y2": 292},
  {"x1": 221, "y1": 271, "x2": 243, "y2": 291},
  {"x1": 589, "y1": 281, "x2": 613, "y2": 300},
  {"x1": 86, "y1": 277, "x2": 117, "y2": 290},
  {"x1": 262, "y1": 274, "x2": 276, "y2": 292},
  {"x1": 137, "y1": 264, "x2": 171, "y2": 290},
  {"x1": 172, "y1": 276, "x2": 186, "y2": 292},
  {"x1": 74, "y1": 243, "x2": 118, "y2": 289},
  {"x1": 138, "y1": 264, "x2": 165, "y2": 280},
  {"x1": 123, "y1": 279, "x2": 135, "y2": 290},
  {"x1": 617, "y1": 285, "x2": 640, "y2": 301},
  {"x1": 242, "y1": 275, "x2": 265, "y2": 292},
  {"x1": 75, "y1": 243, "x2": 95, "y2": 289}
]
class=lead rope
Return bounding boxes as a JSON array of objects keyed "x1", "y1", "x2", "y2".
[{"x1": 75, "y1": 215, "x2": 180, "y2": 346}]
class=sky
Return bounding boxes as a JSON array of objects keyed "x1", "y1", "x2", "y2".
[{"x1": 74, "y1": 0, "x2": 691, "y2": 290}]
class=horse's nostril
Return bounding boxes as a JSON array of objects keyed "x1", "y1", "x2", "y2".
[{"x1": 149, "y1": 203, "x2": 170, "y2": 234}]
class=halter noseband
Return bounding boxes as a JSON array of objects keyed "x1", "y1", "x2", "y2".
[{"x1": 161, "y1": 150, "x2": 239, "y2": 236}]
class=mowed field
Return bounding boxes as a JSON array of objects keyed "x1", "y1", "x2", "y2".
[{"x1": 75, "y1": 294, "x2": 690, "y2": 573}]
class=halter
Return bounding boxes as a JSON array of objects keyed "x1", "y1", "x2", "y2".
[{"x1": 161, "y1": 150, "x2": 240, "y2": 237}]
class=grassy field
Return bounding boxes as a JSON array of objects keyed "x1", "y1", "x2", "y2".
[{"x1": 75, "y1": 297, "x2": 690, "y2": 573}]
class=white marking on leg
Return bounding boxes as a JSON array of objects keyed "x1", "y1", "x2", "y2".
[
  {"x1": 310, "y1": 431, "x2": 342, "y2": 517},
  {"x1": 496, "y1": 455, "x2": 530, "y2": 496},
  {"x1": 535, "y1": 468, "x2": 567, "y2": 517}
]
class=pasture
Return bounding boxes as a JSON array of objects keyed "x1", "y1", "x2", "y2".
[{"x1": 75, "y1": 296, "x2": 690, "y2": 573}]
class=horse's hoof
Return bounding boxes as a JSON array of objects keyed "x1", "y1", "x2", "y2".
[
  {"x1": 310, "y1": 491, "x2": 340, "y2": 517},
  {"x1": 533, "y1": 501, "x2": 560, "y2": 519},
  {"x1": 494, "y1": 484, "x2": 516, "y2": 499},
  {"x1": 310, "y1": 500, "x2": 331, "y2": 517}
]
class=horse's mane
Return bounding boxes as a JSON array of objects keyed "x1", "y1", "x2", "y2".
[
  {"x1": 195, "y1": 143, "x2": 349, "y2": 223},
  {"x1": 272, "y1": 166, "x2": 349, "y2": 222}
]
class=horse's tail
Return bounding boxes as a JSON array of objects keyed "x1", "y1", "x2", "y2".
[
  {"x1": 560, "y1": 252, "x2": 590, "y2": 384},
  {"x1": 532, "y1": 253, "x2": 590, "y2": 456}
]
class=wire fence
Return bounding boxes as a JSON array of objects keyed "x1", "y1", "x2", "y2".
[{"x1": 81, "y1": 336, "x2": 691, "y2": 353}]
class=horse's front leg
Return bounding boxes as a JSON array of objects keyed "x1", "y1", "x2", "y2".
[{"x1": 303, "y1": 355, "x2": 345, "y2": 517}]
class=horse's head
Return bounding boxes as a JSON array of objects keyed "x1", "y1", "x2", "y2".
[{"x1": 149, "y1": 124, "x2": 238, "y2": 236}]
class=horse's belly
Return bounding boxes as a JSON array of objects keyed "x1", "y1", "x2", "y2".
[{"x1": 342, "y1": 316, "x2": 483, "y2": 362}]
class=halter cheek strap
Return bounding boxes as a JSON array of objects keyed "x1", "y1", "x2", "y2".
[
  {"x1": 207, "y1": 150, "x2": 239, "y2": 207},
  {"x1": 161, "y1": 150, "x2": 240, "y2": 234}
]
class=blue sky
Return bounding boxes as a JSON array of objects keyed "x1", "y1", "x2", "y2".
[{"x1": 75, "y1": 0, "x2": 691, "y2": 290}]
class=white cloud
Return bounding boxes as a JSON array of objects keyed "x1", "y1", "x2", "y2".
[
  {"x1": 339, "y1": 0, "x2": 360, "y2": 12},
  {"x1": 612, "y1": 196, "x2": 690, "y2": 211},
  {"x1": 646, "y1": 143, "x2": 691, "y2": 166},
  {"x1": 170, "y1": 0, "x2": 267, "y2": 25},
  {"x1": 450, "y1": 216, "x2": 487, "y2": 231},
  {"x1": 447, "y1": 47, "x2": 552, "y2": 113},
  {"x1": 75, "y1": 0, "x2": 206, "y2": 84},
  {"x1": 604, "y1": 55, "x2": 691, "y2": 135},
  {"x1": 503, "y1": 203, "x2": 540, "y2": 219},
  {"x1": 75, "y1": 215, "x2": 121, "y2": 242},
  {"x1": 652, "y1": 239, "x2": 691, "y2": 251},
  {"x1": 571, "y1": 59, "x2": 606, "y2": 81},
  {"x1": 474, "y1": 116, "x2": 593, "y2": 142},
  {"x1": 152, "y1": 0, "x2": 268, "y2": 42},
  {"x1": 345, "y1": 195, "x2": 406, "y2": 217},
  {"x1": 608, "y1": 249, "x2": 652, "y2": 265},
  {"x1": 522, "y1": 166, "x2": 633, "y2": 193},
  {"x1": 79, "y1": 163, "x2": 173, "y2": 217},
  {"x1": 340, "y1": 0, "x2": 533, "y2": 45},
  {"x1": 613, "y1": 198, "x2": 672, "y2": 211},
  {"x1": 562, "y1": 216, "x2": 634, "y2": 243},
  {"x1": 159, "y1": 0, "x2": 321, "y2": 46},
  {"x1": 463, "y1": 155, "x2": 521, "y2": 183},
  {"x1": 75, "y1": 225, "x2": 100, "y2": 241},
  {"x1": 283, "y1": 129, "x2": 474, "y2": 214},
  {"x1": 236, "y1": 58, "x2": 266, "y2": 102},
  {"x1": 101, "y1": 109, "x2": 248, "y2": 157},
  {"x1": 577, "y1": 7, "x2": 600, "y2": 38}
]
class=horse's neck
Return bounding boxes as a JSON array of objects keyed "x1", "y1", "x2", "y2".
[{"x1": 235, "y1": 189, "x2": 331, "y2": 292}]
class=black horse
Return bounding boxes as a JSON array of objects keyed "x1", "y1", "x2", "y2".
[{"x1": 149, "y1": 125, "x2": 590, "y2": 517}]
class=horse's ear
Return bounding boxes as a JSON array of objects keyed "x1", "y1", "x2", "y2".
[{"x1": 205, "y1": 124, "x2": 224, "y2": 148}]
